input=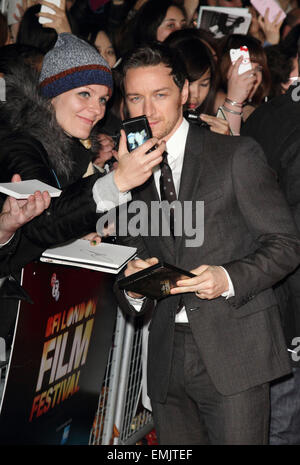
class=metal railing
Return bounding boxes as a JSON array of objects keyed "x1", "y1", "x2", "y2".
[{"x1": 89, "y1": 309, "x2": 153, "y2": 445}]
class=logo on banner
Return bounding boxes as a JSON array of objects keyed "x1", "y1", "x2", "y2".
[
  {"x1": 51, "y1": 274, "x2": 60, "y2": 301},
  {"x1": 29, "y1": 298, "x2": 97, "y2": 422}
]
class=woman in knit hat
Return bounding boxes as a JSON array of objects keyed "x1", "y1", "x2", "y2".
[
  {"x1": 0, "y1": 32, "x2": 164, "y2": 348},
  {"x1": 0, "y1": 32, "x2": 165, "y2": 271}
]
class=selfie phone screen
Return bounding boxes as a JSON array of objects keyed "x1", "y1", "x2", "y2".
[{"x1": 122, "y1": 115, "x2": 155, "y2": 152}]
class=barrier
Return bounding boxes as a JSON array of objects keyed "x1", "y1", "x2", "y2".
[
  {"x1": 0, "y1": 262, "x2": 154, "y2": 445},
  {"x1": 0, "y1": 262, "x2": 117, "y2": 445},
  {"x1": 89, "y1": 309, "x2": 154, "y2": 445}
]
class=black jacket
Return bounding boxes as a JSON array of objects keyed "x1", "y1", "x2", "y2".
[
  {"x1": 0, "y1": 64, "x2": 102, "y2": 276},
  {"x1": 242, "y1": 84, "x2": 300, "y2": 362}
]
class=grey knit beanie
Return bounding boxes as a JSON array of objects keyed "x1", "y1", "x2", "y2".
[{"x1": 39, "y1": 33, "x2": 113, "y2": 98}]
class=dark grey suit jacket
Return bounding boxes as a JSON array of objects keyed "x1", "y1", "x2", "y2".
[{"x1": 115, "y1": 123, "x2": 300, "y2": 402}]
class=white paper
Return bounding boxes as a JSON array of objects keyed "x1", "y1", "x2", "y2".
[
  {"x1": 41, "y1": 239, "x2": 137, "y2": 274},
  {"x1": 39, "y1": 0, "x2": 61, "y2": 24},
  {"x1": 197, "y1": 6, "x2": 251, "y2": 38},
  {"x1": 0, "y1": 180, "x2": 61, "y2": 199}
]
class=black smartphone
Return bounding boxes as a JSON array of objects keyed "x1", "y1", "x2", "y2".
[
  {"x1": 121, "y1": 115, "x2": 156, "y2": 153},
  {"x1": 185, "y1": 110, "x2": 210, "y2": 129}
]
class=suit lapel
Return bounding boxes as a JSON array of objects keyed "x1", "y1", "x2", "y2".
[
  {"x1": 176, "y1": 125, "x2": 205, "y2": 253},
  {"x1": 178, "y1": 125, "x2": 205, "y2": 201}
]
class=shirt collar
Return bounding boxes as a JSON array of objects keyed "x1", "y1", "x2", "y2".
[{"x1": 166, "y1": 118, "x2": 189, "y2": 164}]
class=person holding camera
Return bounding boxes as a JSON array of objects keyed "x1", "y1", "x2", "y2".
[{"x1": 0, "y1": 33, "x2": 165, "y2": 348}]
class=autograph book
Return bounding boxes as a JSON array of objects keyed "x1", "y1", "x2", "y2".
[
  {"x1": 0, "y1": 180, "x2": 61, "y2": 199},
  {"x1": 41, "y1": 239, "x2": 137, "y2": 274}
]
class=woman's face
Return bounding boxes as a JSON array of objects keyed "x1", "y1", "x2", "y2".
[
  {"x1": 52, "y1": 84, "x2": 110, "y2": 140},
  {"x1": 187, "y1": 68, "x2": 211, "y2": 110},
  {"x1": 94, "y1": 31, "x2": 117, "y2": 68},
  {"x1": 156, "y1": 6, "x2": 187, "y2": 42}
]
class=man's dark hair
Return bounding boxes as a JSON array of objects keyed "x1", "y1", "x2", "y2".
[{"x1": 120, "y1": 42, "x2": 187, "y2": 96}]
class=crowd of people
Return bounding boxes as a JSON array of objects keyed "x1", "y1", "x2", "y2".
[{"x1": 1, "y1": 0, "x2": 300, "y2": 446}]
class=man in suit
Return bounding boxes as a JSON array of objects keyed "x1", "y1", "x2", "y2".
[{"x1": 113, "y1": 43, "x2": 300, "y2": 445}]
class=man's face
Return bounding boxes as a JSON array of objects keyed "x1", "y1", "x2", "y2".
[{"x1": 124, "y1": 64, "x2": 188, "y2": 142}]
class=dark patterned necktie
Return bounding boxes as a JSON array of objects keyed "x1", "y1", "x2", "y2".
[
  {"x1": 160, "y1": 153, "x2": 177, "y2": 201},
  {"x1": 159, "y1": 153, "x2": 177, "y2": 236},
  {"x1": 160, "y1": 153, "x2": 184, "y2": 313}
]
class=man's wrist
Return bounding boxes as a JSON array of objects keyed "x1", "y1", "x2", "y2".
[{"x1": 220, "y1": 266, "x2": 235, "y2": 298}]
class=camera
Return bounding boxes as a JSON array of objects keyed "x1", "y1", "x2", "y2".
[{"x1": 185, "y1": 110, "x2": 210, "y2": 129}]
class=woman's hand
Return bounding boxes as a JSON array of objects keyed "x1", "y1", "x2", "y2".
[
  {"x1": 258, "y1": 8, "x2": 284, "y2": 45},
  {"x1": 82, "y1": 232, "x2": 102, "y2": 246},
  {"x1": 183, "y1": 0, "x2": 199, "y2": 25},
  {"x1": 11, "y1": 0, "x2": 37, "y2": 41},
  {"x1": 114, "y1": 130, "x2": 165, "y2": 193},
  {"x1": 199, "y1": 114, "x2": 231, "y2": 135},
  {"x1": 13, "y1": 0, "x2": 37, "y2": 23},
  {"x1": 0, "y1": 174, "x2": 51, "y2": 244},
  {"x1": 227, "y1": 56, "x2": 258, "y2": 104},
  {"x1": 37, "y1": 0, "x2": 71, "y2": 33},
  {"x1": 93, "y1": 134, "x2": 118, "y2": 170}
]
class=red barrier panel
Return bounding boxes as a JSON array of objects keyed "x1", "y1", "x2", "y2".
[{"x1": 0, "y1": 261, "x2": 117, "y2": 445}]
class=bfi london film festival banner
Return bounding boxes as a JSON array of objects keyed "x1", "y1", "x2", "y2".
[{"x1": 0, "y1": 261, "x2": 117, "y2": 444}]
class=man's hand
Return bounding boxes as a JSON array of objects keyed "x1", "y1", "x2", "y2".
[
  {"x1": 37, "y1": 0, "x2": 72, "y2": 33},
  {"x1": 0, "y1": 177, "x2": 51, "y2": 244},
  {"x1": 114, "y1": 130, "x2": 165, "y2": 192},
  {"x1": 170, "y1": 265, "x2": 229, "y2": 300},
  {"x1": 124, "y1": 257, "x2": 159, "y2": 299}
]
